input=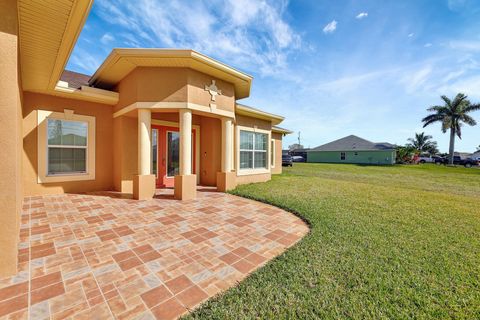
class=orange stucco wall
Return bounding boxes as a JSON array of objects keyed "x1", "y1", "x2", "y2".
[
  {"x1": 22, "y1": 92, "x2": 114, "y2": 196},
  {"x1": 272, "y1": 132, "x2": 283, "y2": 174},
  {"x1": 0, "y1": 0, "x2": 22, "y2": 277},
  {"x1": 199, "y1": 117, "x2": 221, "y2": 186},
  {"x1": 187, "y1": 69, "x2": 235, "y2": 113},
  {"x1": 114, "y1": 67, "x2": 235, "y2": 114}
]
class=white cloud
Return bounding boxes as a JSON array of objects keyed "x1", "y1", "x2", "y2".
[
  {"x1": 408, "y1": 33, "x2": 414, "y2": 37},
  {"x1": 356, "y1": 12, "x2": 368, "y2": 19},
  {"x1": 323, "y1": 20, "x2": 337, "y2": 34},
  {"x1": 100, "y1": 33, "x2": 114, "y2": 44},
  {"x1": 88, "y1": 0, "x2": 301, "y2": 76},
  {"x1": 449, "y1": 40, "x2": 480, "y2": 51},
  {"x1": 424, "y1": 43, "x2": 432, "y2": 47}
]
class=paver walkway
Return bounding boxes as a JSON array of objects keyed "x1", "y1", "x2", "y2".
[{"x1": 0, "y1": 188, "x2": 308, "y2": 320}]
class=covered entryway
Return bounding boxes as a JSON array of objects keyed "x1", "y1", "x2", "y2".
[{"x1": 151, "y1": 124, "x2": 198, "y2": 188}]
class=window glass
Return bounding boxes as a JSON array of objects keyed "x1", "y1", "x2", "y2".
[
  {"x1": 255, "y1": 133, "x2": 267, "y2": 151},
  {"x1": 240, "y1": 131, "x2": 254, "y2": 150},
  {"x1": 47, "y1": 119, "x2": 88, "y2": 175},
  {"x1": 167, "y1": 131, "x2": 180, "y2": 177},
  {"x1": 152, "y1": 129, "x2": 158, "y2": 176},
  {"x1": 240, "y1": 151, "x2": 253, "y2": 169},
  {"x1": 48, "y1": 119, "x2": 87, "y2": 146},
  {"x1": 239, "y1": 130, "x2": 268, "y2": 170},
  {"x1": 254, "y1": 151, "x2": 267, "y2": 168},
  {"x1": 340, "y1": 152, "x2": 346, "y2": 160}
]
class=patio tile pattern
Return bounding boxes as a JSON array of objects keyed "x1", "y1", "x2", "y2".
[{"x1": 0, "y1": 188, "x2": 308, "y2": 320}]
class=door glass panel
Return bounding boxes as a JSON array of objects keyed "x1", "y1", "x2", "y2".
[
  {"x1": 167, "y1": 131, "x2": 180, "y2": 177},
  {"x1": 152, "y1": 129, "x2": 158, "y2": 176}
]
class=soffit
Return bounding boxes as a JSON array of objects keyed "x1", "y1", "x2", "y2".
[{"x1": 18, "y1": 0, "x2": 93, "y2": 92}]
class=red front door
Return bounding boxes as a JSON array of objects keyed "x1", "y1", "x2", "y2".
[{"x1": 152, "y1": 125, "x2": 196, "y2": 188}]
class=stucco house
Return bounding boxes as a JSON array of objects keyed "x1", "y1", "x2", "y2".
[
  {"x1": 0, "y1": 1, "x2": 291, "y2": 277},
  {"x1": 308, "y1": 135, "x2": 396, "y2": 165}
]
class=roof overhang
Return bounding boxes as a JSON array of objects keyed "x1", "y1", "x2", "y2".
[
  {"x1": 18, "y1": 0, "x2": 94, "y2": 92},
  {"x1": 272, "y1": 126, "x2": 293, "y2": 135},
  {"x1": 89, "y1": 49, "x2": 253, "y2": 99},
  {"x1": 236, "y1": 103, "x2": 285, "y2": 125}
]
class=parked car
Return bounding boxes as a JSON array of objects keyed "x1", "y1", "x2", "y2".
[
  {"x1": 282, "y1": 154, "x2": 293, "y2": 167},
  {"x1": 435, "y1": 156, "x2": 479, "y2": 168},
  {"x1": 291, "y1": 155, "x2": 305, "y2": 162},
  {"x1": 418, "y1": 155, "x2": 435, "y2": 163}
]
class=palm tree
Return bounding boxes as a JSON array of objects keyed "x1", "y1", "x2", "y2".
[
  {"x1": 407, "y1": 132, "x2": 439, "y2": 155},
  {"x1": 422, "y1": 93, "x2": 480, "y2": 164}
]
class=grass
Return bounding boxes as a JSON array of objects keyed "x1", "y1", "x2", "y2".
[{"x1": 185, "y1": 163, "x2": 480, "y2": 319}]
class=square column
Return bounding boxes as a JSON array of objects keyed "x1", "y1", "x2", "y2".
[
  {"x1": 174, "y1": 109, "x2": 196, "y2": 200},
  {"x1": 217, "y1": 117, "x2": 237, "y2": 192},
  {"x1": 133, "y1": 109, "x2": 155, "y2": 200}
]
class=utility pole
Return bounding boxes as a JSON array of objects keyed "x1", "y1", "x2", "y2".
[{"x1": 298, "y1": 131, "x2": 301, "y2": 146}]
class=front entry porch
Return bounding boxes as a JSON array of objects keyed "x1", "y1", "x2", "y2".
[
  {"x1": 130, "y1": 108, "x2": 236, "y2": 201},
  {"x1": 0, "y1": 191, "x2": 308, "y2": 319}
]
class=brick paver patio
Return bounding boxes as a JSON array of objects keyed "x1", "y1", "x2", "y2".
[{"x1": 0, "y1": 188, "x2": 308, "y2": 320}]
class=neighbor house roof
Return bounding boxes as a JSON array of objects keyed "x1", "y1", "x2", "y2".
[
  {"x1": 309, "y1": 135, "x2": 396, "y2": 152},
  {"x1": 89, "y1": 49, "x2": 253, "y2": 99}
]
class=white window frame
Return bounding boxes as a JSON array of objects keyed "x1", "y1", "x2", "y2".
[
  {"x1": 236, "y1": 125, "x2": 271, "y2": 176},
  {"x1": 271, "y1": 139, "x2": 276, "y2": 168},
  {"x1": 37, "y1": 110, "x2": 96, "y2": 183}
]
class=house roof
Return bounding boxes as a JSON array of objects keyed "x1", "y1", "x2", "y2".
[
  {"x1": 310, "y1": 135, "x2": 396, "y2": 152},
  {"x1": 89, "y1": 49, "x2": 253, "y2": 99},
  {"x1": 272, "y1": 126, "x2": 293, "y2": 134},
  {"x1": 60, "y1": 70, "x2": 91, "y2": 89},
  {"x1": 236, "y1": 104, "x2": 285, "y2": 125}
]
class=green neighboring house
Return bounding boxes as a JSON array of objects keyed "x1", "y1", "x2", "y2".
[{"x1": 308, "y1": 135, "x2": 396, "y2": 165}]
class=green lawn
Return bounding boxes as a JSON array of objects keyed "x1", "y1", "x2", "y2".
[{"x1": 186, "y1": 163, "x2": 480, "y2": 319}]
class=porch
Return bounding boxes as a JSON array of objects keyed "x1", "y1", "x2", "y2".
[
  {"x1": 0, "y1": 189, "x2": 308, "y2": 319},
  {"x1": 117, "y1": 108, "x2": 236, "y2": 201}
]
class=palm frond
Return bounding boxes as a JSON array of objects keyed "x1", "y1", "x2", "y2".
[
  {"x1": 440, "y1": 95, "x2": 452, "y2": 107},
  {"x1": 461, "y1": 114, "x2": 477, "y2": 126},
  {"x1": 464, "y1": 103, "x2": 480, "y2": 113},
  {"x1": 422, "y1": 114, "x2": 444, "y2": 127}
]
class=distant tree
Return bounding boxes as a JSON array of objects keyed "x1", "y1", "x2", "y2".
[
  {"x1": 406, "y1": 132, "x2": 439, "y2": 155},
  {"x1": 288, "y1": 143, "x2": 304, "y2": 151},
  {"x1": 477, "y1": 145, "x2": 480, "y2": 151},
  {"x1": 395, "y1": 145, "x2": 416, "y2": 164},
  {"x1": 422, "y1": 93, "x2": 480, "y2": 165}
]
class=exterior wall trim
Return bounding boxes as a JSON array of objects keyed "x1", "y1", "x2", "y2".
[
  {"x1": 37, "y1": 109, "x2": 96, "y2": 183},
  {"x1": 114, "y1": 102, "x2": 235, "y2": 119},
  {"x1": 235, "y1": 124, "x2": 271, "y2": 176}
]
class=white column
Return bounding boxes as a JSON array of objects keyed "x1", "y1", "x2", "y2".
[
  {"x1": 138, "y1": 109, "x2": 151, "y2": 175},
  {"x1": 221, "y1": 117, "x2": 233, "y2": 172},
  {"x1": 179, "y1": 109, "x2": 192, "y2": 175}
]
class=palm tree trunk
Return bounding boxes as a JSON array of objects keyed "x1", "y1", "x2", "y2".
[{"x1": 448, "y1": 128, "x2": 455, "y2": 165}]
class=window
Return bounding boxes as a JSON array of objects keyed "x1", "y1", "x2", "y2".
[
  {"x1": 340, "y1": 152, "x2": 346, "y2": 160},
  {"x1": 271, "y1": 139, "x2": 276, "y2": 168},
  {"x1": 47, "y1": 119, "x2": 88, "y2": 175},
  {"x1": 37, "y1": 110, "x2": 95, "y2": 183},
  {"x1": 239, "y1": 130, "x2": 268, "y2": 169}
]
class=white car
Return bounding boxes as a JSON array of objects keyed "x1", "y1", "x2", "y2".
[{"x1": 418, "y1": 155, "x2": 435, "y2": 163}]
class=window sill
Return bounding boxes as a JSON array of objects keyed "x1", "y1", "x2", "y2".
[
  {"x1": 38, "y1": 172, "x2": 95, "y2": 183},
  {"x1": 236, "y1": 168, "x2": 270, "y2": 176}
]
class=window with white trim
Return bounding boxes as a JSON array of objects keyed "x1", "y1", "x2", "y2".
[
  {"x1": 239, "y1": 130, "x2": 268, "y2": 169},
  {"x1": 271, "y1": 139, "x2": 275, "y2": 167},
  {"x1": 340, "y1": 152, "x2": 346, "y2": 160},
  {"x1": 47, "y1": 119, "x2": 88, "y2": 175}
]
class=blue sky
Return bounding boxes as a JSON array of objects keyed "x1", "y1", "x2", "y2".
[{"x1": 67, "y1": 0, "x2": 480, "y2": 152}]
